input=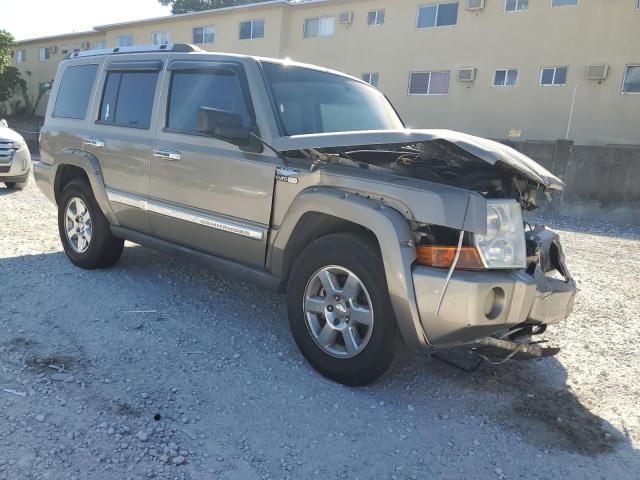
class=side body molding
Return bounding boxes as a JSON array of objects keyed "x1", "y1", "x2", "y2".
[
  {"x1": 51, "y1": 148, "x2": 119, "y2": 226},
  {"x1": 268, "y1": 187, "x2": 429, "y2": 348}
]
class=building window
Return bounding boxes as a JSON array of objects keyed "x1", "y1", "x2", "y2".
[
  {"x1": 99, "y1": 71, "x2": 159, "y2": 129},
  {"x1": 540, "y1": 67, "x2": 568, "y2": 86},
  {"x1": 39, "y1": 47, "x2": 50, "y2": 61},
  {"x1": 622, "y1": 65, "x2": 640, "y2": 94},
  {"x1": 417, "y1": 2, "x2": 459, "y2": 28},
  {"x1": 505, "y1": 0, "x2": 528, "y2": 12},
  {"x1": 304, "y1": 17, "x2": 335, "y2": 38},
  {"x1": 117, "y1": 35, "x2": 134, "y2": 47},
  {"x1": 493, "y1": 69, "x2": 519, "y2": 86},
  {"x1": 193, "y1": 26, "x2": 214, "y2": 44},
  {"x1": 239, "y1": 20, "x2": 265, "y2": 40},
  {"x1": 94, "y1": 41, "x2": 106, "y2": 49},
  {"x1": 552, "y1": 0, "x2": 578, "y2": 6},
  {"x1": 409, "y1": 71, "x2": 450, "y2": 95},
  {"x1": 367, "y1": 9, "x2": 385, "y2": 26},
  {"x1": 16, "y1": 50, "x2": 26, "y2": 63},
  {"x1": 151, "y1": 31, "x2": 170, "y2": 45},
  {"x1": 362, "y1": 73, "x2": 380, "y2": 87}
]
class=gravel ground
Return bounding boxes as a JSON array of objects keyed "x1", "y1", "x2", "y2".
[{"x1": 1, "y1": 179, "x2": 639, "y2": 480}]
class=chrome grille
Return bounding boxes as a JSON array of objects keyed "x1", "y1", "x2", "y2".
[{"x1": 0, "y1": 141, "x2": 13, "y2": 166}]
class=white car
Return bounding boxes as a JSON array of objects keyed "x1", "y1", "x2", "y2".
[{"x1": 0, "y1": 119, "x2": 32, "y2": 189}]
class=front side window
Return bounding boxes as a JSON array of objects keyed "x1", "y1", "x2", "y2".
[
  {"x1": 367, "y1": 9, "x2": 385, "y2": 26},
  {"x1": 304, "y1": 17, "x2": 335, "y2": 38},
  {"x1": 417, "y1": 2, "x2": 459, "y2": 28},
  {"x1": 239, "y1": 20, "x2": 265, "y2": 40},
  {"x1": 151, "y1": 31, "x2": 170, "y2": 45},
  {"x1": 39, "y1": 47, "x2": 50, "y2": 61},
  {"x1": 409, "y1": 71, "x2": 450, "y2": 95},
  {"x1": 505, "y1": 0, "x2": 528, "y2": 12},
  {"x1": 540, "y1": 67, "x2": 568, "y2": 86},
  {"x1": 362, "y1": 73, "x2": 380, "y2": 88},
  {"x1": 552, "y1": 0, "x2": 578, "y2": 6},
  {"x1": 261, "y1": 62, "x2": 403, "y2": 136},
  {"x1": 493, "y1": 69, "x2": 519, "y2": 86},
  {"x1": 622, "y1": 65, "x2": 640, "y2": 94},
  {"x1": 53, "y1": 64, "x2": 98, "y2": 119},
  {"x1": 117, "y1": 35, "x2": 134, "y2": 47},
  {"x1": 16, "y1": 49, "x2": 26, "y2": 63},
  {"x1": 98, "y1": 71, "x2": 158, "y2": 128},
  {"x1": 193, "y1": 26, "x2": 214, "y2": 44},
  {"x1": 167, "y1": 69, "x2": 253, "y2": 135}
]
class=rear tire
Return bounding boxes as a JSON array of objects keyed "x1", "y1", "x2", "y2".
[
  {"x1": 287, "y1": 232, "x2": 399, "y2": 386},
  {"x1": 58, "y1": 179, "x2": 124, "y2": 269}
]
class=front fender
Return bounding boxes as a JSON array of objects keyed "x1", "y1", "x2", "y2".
[
  {"x1": 51, "y1": 148, "x2": 119, "y2": 226},
  {"x1": 269, "y1": 187, "x2": 428, "y2": 348}
]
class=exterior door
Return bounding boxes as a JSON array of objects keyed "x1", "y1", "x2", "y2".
[
  {"x1": 149, "y1": 61, "x2": 277, "y2": 268},
  {"x1": 84, "y1": 57, "x2": 164, "y2": 234}
]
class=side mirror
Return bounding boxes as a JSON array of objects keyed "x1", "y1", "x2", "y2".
[
  {"x1": 197, "y1": 107, "x2": 252, "y2": 147},
  {"x1": 0, "y1": 119, "x2": 7, "y2": 128}
]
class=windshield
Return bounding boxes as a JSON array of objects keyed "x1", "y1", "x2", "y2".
[{"x1": 261, "y1": 62, "x2": 404, "y2": 136}]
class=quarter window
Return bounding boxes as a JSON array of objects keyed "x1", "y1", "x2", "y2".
[
  {"x1": 367, "y1": 10, "x2": 385, "y2": 26},
  {"x1": 552, "y1": 0, "x2": 578, "y2": 6},
  {"x1": 98, "y1": 71, "x2": 158, "y2": 128},
  {"x1": 16, "y1": 50, "x2": 26, "y2": 63},
  {"x1": 304, "y1": 17, "x2": 335, "y2": 38},
  {"x1": 151, "y1": 31, "x2": 170, "y2": 45},
  {"x1": 239, "y1": 20, "x2": 265, "y2": 40},
  {"x1": 167, "y1": 69, "x2": 253, "y2": 135},
  {"x1": 53, "y1": 64, "x2": 99, "y2": 119},
  {"x1": 362, "y1": 73, "x2": 380, "y2": 88},
  {"x1": 117, "y1": 35, "x2": 134, "y2": 47},
  {"x1": 493, "y1": 69, "x2": 519, "y2": 86},
  {"x1": 409, "y1": 71, "x2": 450, "y2": 95},
  {"x1": 540, "y1": 67, "x2": 568, "y2": 86},
  {"x1": 193, "y1": 26, "x2": 214, "y2": 44},
  {"x1": 622, "y1": 65, "x2": 640, "y2": 94},
  {"x1": 417, "y1": 2, "x2": 459, "y2": 28},
  {"x1": 505, "y1": 0, "x2": 528, "y2": 12}
]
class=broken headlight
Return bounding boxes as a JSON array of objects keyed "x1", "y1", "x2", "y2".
[{"x1": 474, "y1": 200, "x2": 526, "y2": 269}]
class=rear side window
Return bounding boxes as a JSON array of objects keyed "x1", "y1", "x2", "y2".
[
  {"x1": 98, "y1": 71, "x2": 158, "y2": 129},
  {"x1": 167, "y1": 69, "x2": 252, "y2": 135},
  {"x1": 53, "y1": 64, "x2": 99, "y2": 119}
]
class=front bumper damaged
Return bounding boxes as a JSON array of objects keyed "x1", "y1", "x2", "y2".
[{"x1": 413, "y1": 226, "x2": 576, "y2": 347}]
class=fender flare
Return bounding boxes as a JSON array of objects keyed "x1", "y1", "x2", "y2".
[
  {"x1": 52, "y1": 148, "x2": 119, "y2": 226},
  {"x1": 269, "y1": 187, "x2": 428, "y2": 348}
]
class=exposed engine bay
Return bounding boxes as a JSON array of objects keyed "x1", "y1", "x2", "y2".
[{"x1": 291, "y1": 139, "x2": 554, "y2": 211}]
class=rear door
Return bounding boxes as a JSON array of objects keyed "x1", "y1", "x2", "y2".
[
  {"x1": 83, "y1": 55, "x2": 165, "y2": 234},
  {"x1": 148, "y1": 58, "x2": 279, "y2": 267}
]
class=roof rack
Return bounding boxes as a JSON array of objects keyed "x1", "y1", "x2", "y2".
[{"x1": 67, "y1": 43, "x2": 202, "y2": 59}]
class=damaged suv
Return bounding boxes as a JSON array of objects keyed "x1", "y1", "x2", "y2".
[{"x1": 34, "y1": 45, "x2": 576, "y2": 385}]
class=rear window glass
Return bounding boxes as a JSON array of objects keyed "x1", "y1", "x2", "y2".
[
  {"x1": 98, "y1": 71, "x2": 158, "y2": 129},
  {"x1": 167, "y1": 69, "x2": 252, "y2": 135},
  {"x1": 53, "y1": 64, "x2": 98, "y2": 119}
]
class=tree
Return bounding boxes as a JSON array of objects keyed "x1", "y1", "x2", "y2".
[
  {"x1": 159, "y1": 0, "x2": 271, "y2": 15},
  {"x1": 0, "y1": 30, "x2": 15, "y2": 74},
  {"x1": 0, "y1": 66, "x2": 27, "y2": 105}
]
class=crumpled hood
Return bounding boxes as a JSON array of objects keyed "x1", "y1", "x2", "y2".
[
  {"x1": 0, "y1": 126, "x2": 24, "y2": 143},
  {"x1": 272, "y1": 129, "x2": 564, "y2": 190}
]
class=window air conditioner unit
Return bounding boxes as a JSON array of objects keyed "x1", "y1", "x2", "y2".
[
  {"x1": 585, "y1": 64, "x2": 609, "y2": 80},
  {"x1": 458, "y1": 68, "x2": 477, "y2": 82},
  {"x1": 339, "y1": 11, "x2": 354, "y2": 24},
  {"x1": 467, "y1": 0, "x2": 485, "y2": 10}
]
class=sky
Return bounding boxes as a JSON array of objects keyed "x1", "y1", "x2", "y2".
[{"x1": 1, "y1": 0, "x2": 172, "y2": 41}]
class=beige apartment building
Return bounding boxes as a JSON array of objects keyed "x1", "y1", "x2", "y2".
[{"x1": 9, "y1": 0, "x2": 640, "y2": 145}]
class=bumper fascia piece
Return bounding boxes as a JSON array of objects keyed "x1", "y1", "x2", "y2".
[
  {"x1": 33, "y1": 161, "x2": 55, "y2": 203},
  {"x1": 413, "y1": 250, "x2": 576, "y2": 347},
  {"x1": 0, "y1": 148, "x2": 32, "y2": 182}
]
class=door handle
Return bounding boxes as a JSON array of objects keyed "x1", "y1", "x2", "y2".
[
  {"x1": 83, "y1": 137, "x2": 105, "y2": 148},
  {"x1": 153, "y1": 149, "x2": 181, "y2": 161}
]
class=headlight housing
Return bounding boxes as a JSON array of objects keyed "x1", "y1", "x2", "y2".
[
  {"x1": 474, "y1": 200, "x2": 526, "y2": 269},
  {"x1": 12, "y1": 140, "x2": 28, "y2": 152}
]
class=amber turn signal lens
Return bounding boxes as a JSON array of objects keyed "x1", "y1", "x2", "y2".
[{"x1": 416, "y1": 245, "x2": 485, "y2": 270}]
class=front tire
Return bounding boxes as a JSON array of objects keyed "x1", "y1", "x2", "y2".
[
  {"x1": 58, "y1": 179, "x2": 124, "y2": 269},
  {"x1": 287, "y1": 232, "x2": 398, "y2": 386}
]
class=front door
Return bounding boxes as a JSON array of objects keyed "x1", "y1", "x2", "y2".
[
  {"x1": 149, "y1": 60, "x2": 278, "y2": 268},
  {"x1": 85, "y1": 57, "x2": 164, "y2": 235}
]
